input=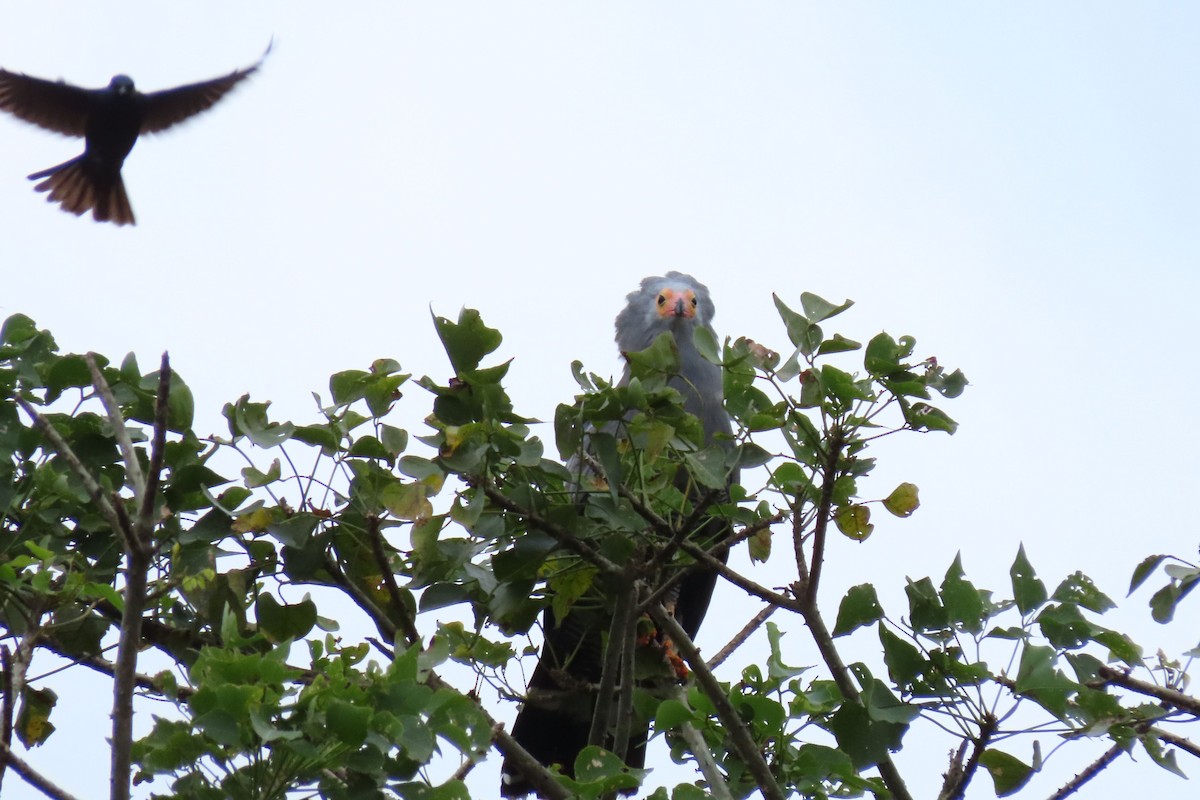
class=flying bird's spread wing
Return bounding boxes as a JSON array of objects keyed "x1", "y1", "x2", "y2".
[
  {"x1": 503, "y1": 272, "x2": 736, "y2": 797},
  {"x1": 0, "y1": 70, "x2": 92, "y2": 136},
  {"x1": 140, "y1": 51, "x2": 267, "y2": 135}
]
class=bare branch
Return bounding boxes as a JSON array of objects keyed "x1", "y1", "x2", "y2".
[
  {"x1": 670, "y1": 688, "x2": 732, "y2": 800},
  {"x1": 676, "y1": 539, "x2": 801, "y2": 612},
  {"x1": 109, "y1": 354, "x2": 169, "y2": 800},
  {"x1": 649, "y1": 604, "x2": 785, "y2": 800},
  {"x1": 0, "y1": 739, "x2": 82, "y2": 800},
  {"x1": 1046, "y1": 743, "x2": 1122, "y2": 800},
  {"x1": 85, "y1": 353, "x2": 145, "y2": 511},
  {"x1": 1151, "y1": 728, "x2": 1200, "y2": 760},
  {"x1": 804, "y1": 426, "x2": 845, "y2": 606},
  {"x1": 707, "y1": 605, "x2": 776, "y2": 671},
  {"x1": 365, "y1": 515, "x2": 421, "y2": 646},
  {"x1": 0, "y1": 646, "x2": 12, "y2": 793},
  {"x1": 937, "y1": 714, "x2": 996, "y2": 800},
  {"x1": 1091, "y1": 666, "x2": 1200, "y2": 716}
]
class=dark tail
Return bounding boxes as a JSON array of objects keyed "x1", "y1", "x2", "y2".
[
  {"x1": 28, "y1": 158, "x2": 136, "y2": 226},
  {"x1": 501, "y1": 610, "x2": 649, "y2": 798}
]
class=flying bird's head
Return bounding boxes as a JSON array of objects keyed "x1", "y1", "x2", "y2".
[
  {"x1": 615, "y1": 271, "x2": 716, "y2": 354},
  {"x1": 109, "y1": 75, "x2": 135, "y2": 95}
]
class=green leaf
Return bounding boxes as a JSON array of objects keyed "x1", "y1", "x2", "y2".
[
  {"x1": 255, "y1": 593, "x2": 317, "y2": 643},
  {"x1": 879, "y1": 625, "x2": 925, "y2": 687},
  {"x1": 1051, "y1": 572, "x2": 1115, "y2": 613},
  {"x1": 882, "y1": 482, "x2": 920, "y2": 517},
  {"x1": 1014, "y1": 644, "x2": 1077, "y2": 718},
  {"x1": 772, "y1": 294, "x2": 823, "y2": 356},
  {"x1": 241, "y1": 458, "x2": 281, "y2": 488},
  {"x1": 654, "y1": 699, "x2": 695, "y2": 731},
  {"x1": 864, "y1": 332, "x2": 905, "y2": 376},
  {"x1": 433, "y1": 307, "x2": 503, "y2": 374},
  {"x1": 326, "y1": 697, "x2": 371, "y2": 747},
  {"x1": 1129, "y1": 555, "x2": 1168, "y2": 595},
  {"x1": 941, "y1": 555, "x2": 986, "y2": 633},
  {"x1": 833, "y1": 584, "x2": 884, "y2": 637},
  {"x1": 979, "y1": 749, "x2": 1034, "y2": 796},
  {"x1": 801, "y1": 292, "x2": 853, "y2": 323},
  {"x1": 1010, "y1": 545, "x2": 1047, "y2": 616},
  {"x1": 683, "y1": 448, "x2": 727, "y2": 491},
  {"x1": 905, "y1": 402, "x2": 958, "y2": 434},
  {"x1": 834, "y1": 504, "x2": 874, "y2": 541},
  {"x1": 905, "y1": 576, "x2": 949, "y2": 633},
  {"x1": 1036, "y1": 603, "x2": 1094, "y2": 649},
  {"x1": 1140, "y1": 730, "x2": 1189, "y2": 778},
  {"x1": 692, "y1": 325, "x2": 720, "y2": 364}
]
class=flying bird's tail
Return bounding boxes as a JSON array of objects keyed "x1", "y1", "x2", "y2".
[{"x1": 28, "y1": 158, "x2": 136, "y2": 226}]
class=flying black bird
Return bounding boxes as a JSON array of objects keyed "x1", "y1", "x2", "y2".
[
  {"x1": 501, "y1": 272, "x2": 736, "y2": 797},
  {"x1": 0, "y1": 48, "x2": 267, "y2": 225}
]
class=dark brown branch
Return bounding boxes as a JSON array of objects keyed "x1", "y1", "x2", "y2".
[
  {"x1": 0, "y1": 740, "x2": 81, "y2": 800},
  {"x1": 804, "y1": 427, "x2": 845, "y2": 606},
  {"x1": 1046, "y1": 742, "x2": 1122, "y2": 800},
  {"x1": 937, "y1": 713, "x2": 996, "y2": 800},
  {"x1": 1152, "y1": 728, "x2": 1200, "y2": 760},
  {"x1": 707, "y1": 605, "x2": 776, "y2": 671},
  {"x1": 365, "y1": 516, "x2": 421, "y2": 646},
  {"x1": 649, "y1": 604, "x2": 785, "y2": 800},
  {"x1": 1091, "y1": 666, "x2": 1200, "y2": 716},
  {"x1": 676, "y1": 539, "x2": 802, "y2": 612},
  {"x1": 107, "y1": 354, "x2": 170, "y2": 800},
  {"x1": 797, "y1": 588, "x2": 912, "y2": 800},
  {"x1": 31, "y1": 640, "x2": 193, "y2": 702},
  {"x1": 481, "y1": 485, "x2": 622, "y2": 577},
  {"x1": 0, "y1": 646, "x2": 11, "y2": 793}
]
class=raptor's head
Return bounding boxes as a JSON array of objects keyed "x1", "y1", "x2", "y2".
[{"x1": 614, "y1": 271, "x2": 717, "y2": 354}]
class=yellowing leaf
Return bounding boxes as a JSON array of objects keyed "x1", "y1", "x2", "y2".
[
  {"x1": 834, "y1": 505, "x2": 874, "y2": 541},
  {"x1": 883, "y1": 483, "x2": 920, "y2": 518}
]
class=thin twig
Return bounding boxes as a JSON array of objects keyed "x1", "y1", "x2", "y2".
[
  {"x1": 707, "y1": 605, "x2": 777, "y2": 671},
  {"x1": 676, "y1": 540, "x2": 801, "y2": 612},
  {"x1": 85, "y1": 353, "x2": 145, "y2": 511},
  {"x1": 365, "y1": 515, "x2": 421, "y2": 646},
  {"x1": 1046, "y1": 743, "x2": 1123, "y2": 800},
  {"x1": 938, "y1": 713, "x2": 996, "y2": 800},
  {"x1": 0, "y1": 646, "x2": 11, "y2": 793},
  {"x1": 481, "y1": 485, "x2": 623, "y2": 577},
  {"x1": 0, "y1": 740, "x2": 81, "y2": 800},
  {"x1": 804, "y1": 426, "x2": 844, "y2": 606},
  {"x1": 649, "y1": 604, "x2": 785, "y2": 800}
]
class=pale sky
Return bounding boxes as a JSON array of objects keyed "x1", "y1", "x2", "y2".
[{"x1": 2, "y1": 4, "x2": 1198, "y2": 798}]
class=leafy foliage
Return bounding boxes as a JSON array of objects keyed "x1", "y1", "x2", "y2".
[{"x1": 0, "y1": 293, "x2": 1195, "y2": 800}]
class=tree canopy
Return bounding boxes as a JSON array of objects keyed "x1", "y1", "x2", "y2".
[{"x1": 0, "y1": 293, "x2": 1195, "y2": 800}]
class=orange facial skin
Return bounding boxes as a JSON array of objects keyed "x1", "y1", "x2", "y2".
[{"x1": 655, "y1": 287, "x2": 699, "y2": 319}]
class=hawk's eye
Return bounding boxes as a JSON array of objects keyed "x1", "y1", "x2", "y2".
[
  {"x1": 690, "y1": 296, "x2": 698, "y2": 307},
  {"x1": 657, "y1": 294, "x2": 667, "y2": 306}
]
